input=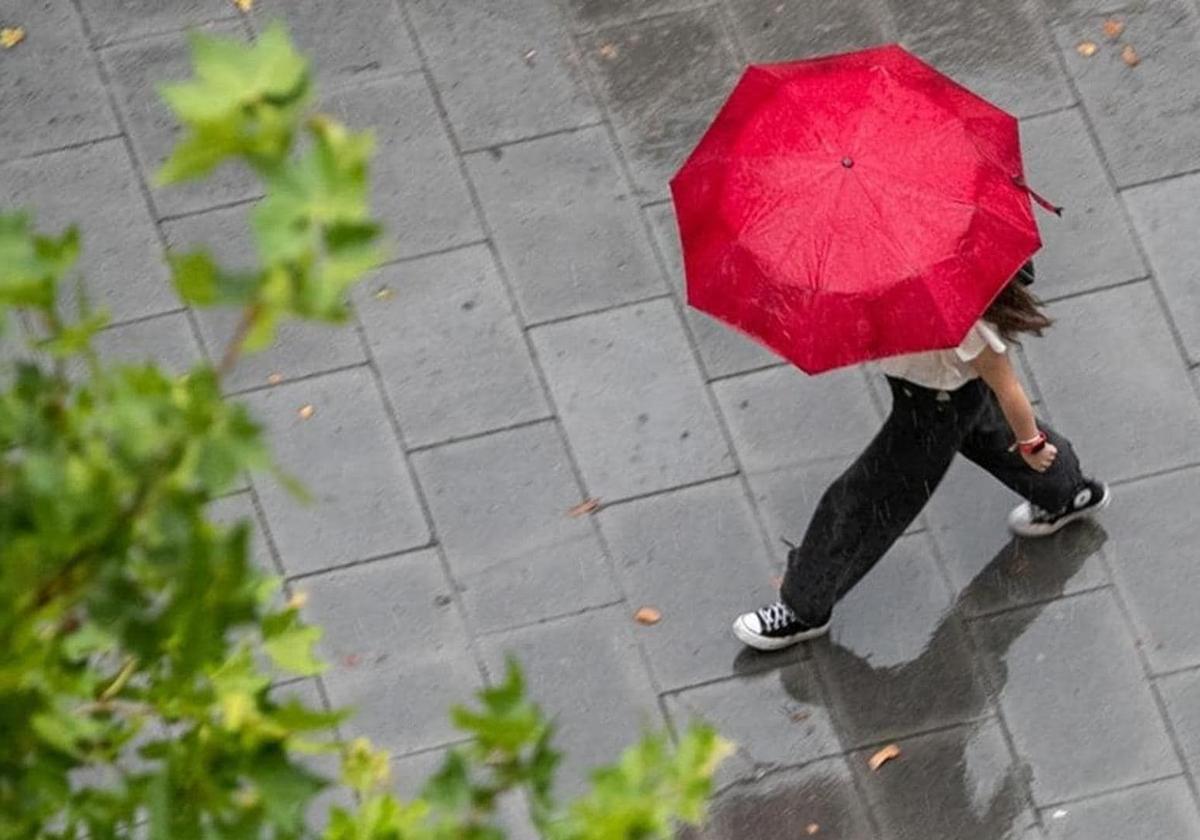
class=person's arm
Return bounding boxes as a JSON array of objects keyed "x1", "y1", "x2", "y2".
[{"x1": 969, "y1": 347, "x2": 1058, "y2": 472}]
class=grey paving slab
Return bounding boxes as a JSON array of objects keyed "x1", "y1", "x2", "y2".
[
  {"x1": 1102, "y1": 468, "x2": 1200, "y2": 673},
  {"x1": 598, "y1": 478, "x2": 779, "y2": 690},
  {"x1": 161, "y1": 203, "x2": 367, "y2": 393},
  {"x1": 679, "y1": 757, "x2": 876, "y2": 840},
  {"x1": 90, "y1": 311, "x2": 204, "y2": 374},
  {"x1": 749, "y1": 459, "x2": 860, "y2": 565},
  {"x1": 1043, "y1": 777, "x2": 1200, "y2": 840},
  {"x1": 406, "y1": 0, "x2": 599, "y2": 150},
  {"x1": 1054, "y1": 2, "x2": 1200, "y2": 186},
  {"x1": 0, "y1": 0, "x2": 118, "y2": 160},
  {"x1": 852, "y1": 718, "x2": 1038, "y2": 840},
  {"x1": 646, "y1": 203, "x2": 780, "y2": 379},
  {"x1": 973, "y1": 590, "x2": 1180, "y2": 804},
  {"x1": 1125, "y1": 172, "x2": 1200, "y2": 364},
  {"x1": 1159, "y1": 669, "x2": 1200, "y2": 776},
  {"x1": 725, "y1": 0, "x2": 896, "y2": 64},
  {"x1": 480, "y1": 607, "x2": 663, "y2": 794},
  {"x1": 1023, "y1": 282, "x2": 1200, "y2": 483},
  {"x1": 243, "y1": 368, "x2": 430, "y2": 576},
  {"x1": 1038, "y1": 0, "x2": 1130, "y2": 22},
  {"x1": 530, "y1": 299, "x2": 733, "y2": 500},
  {"x1": 302, "y1": 550, "x2": 479, "y2": 755},
  {"x1": 925, "y1": 459, "x2": 1109, "y2": 617},
  {"x1": 354, "y1": 246, "x2": 549, "y2": 449},
  {"x1": 811, "y1": 534, "x2": 990, "y2": 748},
  {"x1": 578, "y1": 8, "x2": 742, "y2": 198},
  {"x1": 665, "y1": 663, "x2": 841, "y2": 789},
  {"x1": 77, "y1": 0, "x2": 240, "y2": 46},
  {"x1": 712, "y1": 365, "x2": 879, "y2": 474},
  {"x1": 246, "y1": 0, "x2": 418, "y2": 86},
  {"x1": 1020, "y1": 109, "x2": 1146, "y2": 298},
  {"x1": 894, "y1": 0, "x2": 1072, "y2": 117},
  {"x1": 102, "y1": 23, "x2": 261, "y2": 219},
  {"x1": 326, "y1": 75, "x2": 482, "y2": 261},
  {"x1": 410, "y1": 422, "x2": 618, "y2": 634},
  {"x1": 0, "y1": 140, "x2": 176, "y2": 323},
  {"x1": 465, "y1": 127, "x2": 663, "y2": 324}
]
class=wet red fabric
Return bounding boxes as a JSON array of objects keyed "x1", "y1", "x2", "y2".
[{"x1": 670, "y1": 44, "x2": 1044, "y2": 374}]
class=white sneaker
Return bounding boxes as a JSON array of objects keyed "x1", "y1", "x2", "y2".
[
  {"x1": 1009, "y1": 481, "x2": 1111, "y2": 538},
  {"x1": 732, "y1": 601, "x2": 831, "y2": 651}
]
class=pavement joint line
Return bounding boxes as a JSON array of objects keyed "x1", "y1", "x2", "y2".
[
  {"x1": 1039, "y1": 274, "x2": 1152, "y2": 305},
  {"x1": 404, "y1": 415, "x2": 558, "y2": 455},
  {"x1": 373, "y1": 238, "x2": 492, "y2": 269},
  {"x1": 86, "y1": 15, "x2": 243, "y2": 51},
  {"x1": 472, "y1": 598, "x2": 629, "y2": 639},
  {"x1": 563, "y1": 1, "x2": 720, "y2": 37},
  {"x1": 156, "y1": 194, "x2": 264, "y2": 224},
  {"x1": 704, "y1": 359, "x2": 790, "y2": 383},
  {"x1": 1109, "y1": 460, "x2": 1200, "y2": 488},
  {"x1": 284, "y1": 540, "x2": 442, "y2": 584},
  {"x1": 522, "y1": 292, "x2": 676, "y2": 331},
  {"x1": 0, "y1": 133, "x2": 127, "y2": 167},
  {"x1": 388, "y1": 0, "x2": 601, "y2": 692},
  {"x1": 1020, "y1": 101, "x2": 1082, "y2": 122},
  {"x1": 98, "y1": 306, "x2": 191, "y2": 332},
  {"x1": 960, "y1": 582, "x2": 1114, "y2": 624},
  {"x1": 656, "y1": 657, "x2": 806, "y2": 699},
  {"x1": 64, "y1": 0, "x2": 218, "y2": 377},
  {"x1": 319, "y1": 67, "x2": 428, "y2": 97},
  {"x1": 458, "y1": 120, "x2": 609, "y2": 155},
  {"x1": 1153, "y1": 661, "x2": 1200, "y2": 681},
  {"x1": 389, "y1": 738, "x2": 474, "y2": 765},
  {"x1": 839, "y1": 712, "x2": 999, "y2": 758},
  {"x1": 224, "y1": 360, "x2": 373, "y2": 397},
  {"x1": 1117, "y1": 165, "x2": 1200, "y2": 193},
  {"x1": 590, "y1": 469, "x2": 742, "y2": 511},
  {"x1": 1036, "y1": 771, "x2": 1192, "y2": 812}
]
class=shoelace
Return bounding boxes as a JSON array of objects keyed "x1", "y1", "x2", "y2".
[{"x1": 757, "y1": 601, "x2": 797, "y2": 632}]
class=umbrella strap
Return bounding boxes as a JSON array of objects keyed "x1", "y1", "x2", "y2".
[{"x1": 1012, "y1": 175, "x2": 1063, "y2": 217}]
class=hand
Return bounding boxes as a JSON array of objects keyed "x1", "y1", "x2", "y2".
[{"x1": 1021, "y1": 442, "x2": 1058, "y2": 473}]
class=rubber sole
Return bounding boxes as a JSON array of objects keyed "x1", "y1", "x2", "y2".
[
  {"x1": 1008, "y1": 484, "x2": 1112, "y2": 538},
  {"x1": 732, "y1": 614, "x2": 831, "y2": 651}
]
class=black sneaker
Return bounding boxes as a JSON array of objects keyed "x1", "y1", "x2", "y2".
[
  {"x1": 732, "y1": 601, "x2": 831, "y2": 651},
  {"x1": 1008, "y1": 480, "x2": 1111, "y2": 538}
]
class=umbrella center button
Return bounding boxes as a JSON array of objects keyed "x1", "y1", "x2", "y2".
[{"x1": 841, "y1": 157, "x2": 854, "y2": 168}]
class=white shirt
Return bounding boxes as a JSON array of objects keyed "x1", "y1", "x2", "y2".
[{"x1": 878, "y1": 320, "x2": 1007, "y2": 391}]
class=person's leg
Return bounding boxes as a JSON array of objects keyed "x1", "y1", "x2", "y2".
[
  {"x1": 777, "y1": 379, "x2": 985, "y2": 624},
  {"x1": 959, "y1": 388, "x2": 1109, "y2": 535}
]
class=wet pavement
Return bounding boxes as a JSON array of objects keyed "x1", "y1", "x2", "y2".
[{"x1": 4, "y1": 0, "x2": 1200, "y2": 837}]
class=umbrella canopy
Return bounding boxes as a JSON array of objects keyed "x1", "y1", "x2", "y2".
[{"x1": 670, "y1": 44, "x2": 1046, "y2": 374}]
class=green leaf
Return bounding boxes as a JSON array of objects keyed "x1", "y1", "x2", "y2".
[
  {"x1": 0, "y1": 213, "x2": 80, "y2": 310},
  {"x1": 261, "y1": 608, "x2": 324, "y2": 676},
  {"x1": 245, "y1": 749, "x2": 327, "y2": 832},
  {"x1": 35, "y1": 308, "x2": 109, "y2": 358}
]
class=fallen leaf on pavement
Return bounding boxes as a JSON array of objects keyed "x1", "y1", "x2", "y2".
[
  {"x1": 634, "y1": 607, "x2": 662, "y2": 626},
  {"x1": 805, "y1": 824, "x2": 820, "y2": 836},
  {"x1": 267, "y1": 372, "x2": 283, "y2": 385},
  {"x1": 298, "y1": 404, "x2": 315, "y2": 420},
  {"x1": 374, "y1": 286, "x2": 395, "y2": 301},
  {"x1": 1103, "y1": 18, "x2": 1125, "y2": 39},
  {"x1": 1122, "y1": 44, "x2": 1140, "y2": 66},
  {"x1": 598, "y1": 43, "x2": 618, "y2": 60},
  {"x1": 286, "y1": 590, "x2": 308, "y2": 609},
  {"x1": 868, "y1": 743, "x2": 901, "y2": 771},
  {"x1": 567, "y1": 498, "x2": 601, "y2": 517},
  {"x1": 523, "y1": 48, "x2": 537, "y2": 65},
  {"x1": 233, "y1": 0, "x2": 253, "y2": 11},
  {"x1": 790, "y1": 709, "x2": 810, "y2": 723},
  {"x1": 1076, "y1": 41, "x2": 1098, "y2": 57},
  {"x1": 0, "y1": 26, "x2": 25, "y2": 48}
]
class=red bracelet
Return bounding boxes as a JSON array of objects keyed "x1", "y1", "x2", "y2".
[{"x1": 1017, "y1": 431, "x2": 1047, "y2": 455}]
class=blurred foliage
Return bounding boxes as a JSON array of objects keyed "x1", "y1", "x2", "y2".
[{"x1": 0, "y1": 24, "x2": 728, "y2": 840}]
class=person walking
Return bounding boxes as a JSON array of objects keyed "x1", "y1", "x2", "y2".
[{"x1": 732, "y1": 266, "x2": 1111, "y2": 651}]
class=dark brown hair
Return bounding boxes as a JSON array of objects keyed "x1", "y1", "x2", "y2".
[{"x1": 984, "y1": 280, "x2": 1053, "y2": 342}]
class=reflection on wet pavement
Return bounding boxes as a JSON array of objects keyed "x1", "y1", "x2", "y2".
[{"x1": 684, "y1": 523, "x2": 1107, "y2": 839}]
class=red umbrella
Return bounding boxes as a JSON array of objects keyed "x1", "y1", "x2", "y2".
[{"x1": 670, "y1": 44, "x2": 1055, "y2": 374}]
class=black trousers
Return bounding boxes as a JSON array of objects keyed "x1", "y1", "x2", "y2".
[{"x1": 780, "y1": 376, "x2": 1087, "y2": 625}]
